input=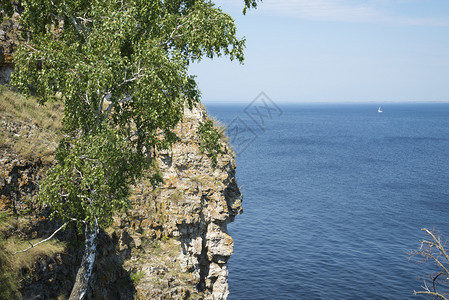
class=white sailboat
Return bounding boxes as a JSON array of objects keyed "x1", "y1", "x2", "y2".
[{"x1": 378, "y1": 106, "x2": 383, "y2": 113}]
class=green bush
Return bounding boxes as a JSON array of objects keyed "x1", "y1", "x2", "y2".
[
  {"x1": 130, "y1": 271, "x2": 145, "y2": 284},
  {"x1": 198, "y1": 120, "x2": 224, "y2": 169}
]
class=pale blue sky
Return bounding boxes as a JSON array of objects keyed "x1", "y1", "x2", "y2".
[{"x1": 189, "y1": 0, "x2": 449, "y2": 103}]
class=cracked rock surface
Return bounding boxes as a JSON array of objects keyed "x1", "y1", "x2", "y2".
[{"x1": 1, "y1": 103, "x2": 242, "y2": 299}]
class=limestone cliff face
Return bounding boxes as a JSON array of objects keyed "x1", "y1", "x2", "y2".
[
  {"x1": 0, "y1": 99, "x2": 242, "y2": 299},
  {"x1": 117, "y1": 104, "x2": 242, "y2": 299}
]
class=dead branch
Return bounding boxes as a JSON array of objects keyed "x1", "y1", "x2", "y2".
[
  {"x1": 12, "y1": 222, "x2": 68, "y2": 255},
  {"x1": 411, "y1": 228, "x2": 449, "y2": 300}
]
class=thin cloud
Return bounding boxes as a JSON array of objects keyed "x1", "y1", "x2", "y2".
[
  {"x1": 259, "y1": 0, "x2": 381, "y2": 22},
  {"x1": 216, "y1": 0, "x2": 449, "y2": 27}
]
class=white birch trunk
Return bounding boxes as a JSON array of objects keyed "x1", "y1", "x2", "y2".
[{"x1": 69, "y1": 218, "x2": 99, "y2": 300}]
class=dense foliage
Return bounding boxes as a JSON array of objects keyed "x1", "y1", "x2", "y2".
[
  {"x1": 40, "y1": 128, "x2": 141, "y2": 228},
  {"x1": 5, "y1": 0, "x2": 258, "y2": 229},
  {"x1": 198, "y1": 119, "x2": 223, "y2": 169}
]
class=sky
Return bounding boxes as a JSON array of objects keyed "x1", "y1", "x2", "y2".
[{"x1": 188, "y1": 0, "x2": 449, "y2": 104}]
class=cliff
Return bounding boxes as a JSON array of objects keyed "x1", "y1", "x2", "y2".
[{"x1": 0, "y1": 87, "x2": 242, "y2": 299}]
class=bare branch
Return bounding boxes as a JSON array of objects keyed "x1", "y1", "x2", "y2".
[
  {"x1": 12, "y1": 222, "x2": 68, "y2": 255},
  {"x1": 423, "y1": 228, "x2": 449, "y2": 263},
  {"x1": 412, "y1": 228, "x2": 449, "y2": 300},
  {"x1": 75, "y1": 16, "x2": 92, "y2": 25},
  {"x1": 23, "y1": 42, "x2": 40, "y2": 53},
  {"x1": 161, "y1": 22, "x2": 188, "y2": 46},
  {"x1": 414, "y1": 290, "x2": 449, "y2": 300}
]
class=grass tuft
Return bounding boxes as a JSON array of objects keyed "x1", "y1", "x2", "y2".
[
  {"x1": 130, "y1": 271, "x2": 145, "y2": 284},
  {"x1": 210, "y1": 117, "x2": 229, "y2": 142},
  {"x1": 0, "y1": 86, "x2": 63, "y2": 163}
]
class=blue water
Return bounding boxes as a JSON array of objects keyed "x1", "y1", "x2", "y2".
[{"x1": 206, "y1": 103, "x2": 449, "y2": 300}]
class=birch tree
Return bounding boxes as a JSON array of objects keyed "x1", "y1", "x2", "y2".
[{"x1": 5, "y1": 0, "x2": 259, "y2": 298}]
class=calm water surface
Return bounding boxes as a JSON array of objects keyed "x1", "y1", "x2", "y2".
[{"x1": 206, "y1": 103, "x2": 449, "y2": 300}]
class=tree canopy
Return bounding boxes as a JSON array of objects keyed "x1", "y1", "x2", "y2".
[{"x1": 6, "y1": 0, "x2": 257, "y2": 229}]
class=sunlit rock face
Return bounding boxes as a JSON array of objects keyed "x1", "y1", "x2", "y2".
[
  {"x1": 0, "y1": 98, "x2": 242, "y2": 299},
  {"x1": 120, "y1": 104, "x2": 242, "y2": 299}
]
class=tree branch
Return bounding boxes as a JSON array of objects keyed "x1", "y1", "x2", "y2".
[
  {"x1": 12, "y1": 222, "x2": 68, "y2": 255},
  {"x1": 423, "y1": 228, "x2": 449, "y2": 263},
  {"x1": 412, "y1": 228, "x2": 449, "y2": 300},
  {"x1": 414, "y1": 290, "x2": 449, "y2": 300}
]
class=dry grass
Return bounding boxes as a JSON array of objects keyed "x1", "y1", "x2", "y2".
[
  {"x1": 0, "y1": 211, "x2": 17, "y2": 234},
  {"x1": 0, "y1": 86, "x2": 63, "y2": 163},
  {"x1": 0, "y1": 211, "x2": 66, "y2": 298},
  {"x1": 169, "y1": 190, "x2": 184, "y2": 203},
  {"x1": 209, "y1": 117, "x2": 229, "y2": 142},
  {"x1": 0, "y1": 243, "x2": 20, "y2": 299},
  {"x1": 3, "y1": 237, "x2": 66, "y2": 270}
]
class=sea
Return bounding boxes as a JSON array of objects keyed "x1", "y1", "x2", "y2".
[{"x1": 205, "y1": 102, "x2": 449, "y2": 300}]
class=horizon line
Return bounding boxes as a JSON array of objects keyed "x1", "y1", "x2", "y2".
[{"x1": 202, "y1": 100, "x2": 449, "y2": 105}]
